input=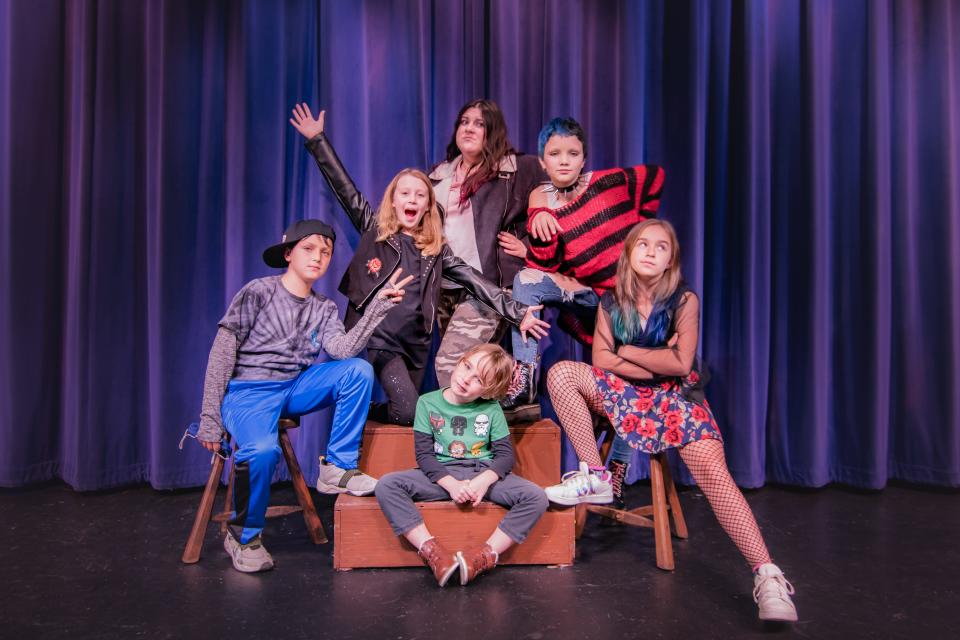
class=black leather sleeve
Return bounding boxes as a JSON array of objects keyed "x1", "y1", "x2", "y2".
[
  {"x1": 305, "y1": 133, "x2": 377, "y2": 233},
  {"x1": 440, "y1": 246, "x2": 529, "y2": 326}
]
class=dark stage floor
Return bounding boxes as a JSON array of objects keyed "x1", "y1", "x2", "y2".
[{"x1": 2, "y1": 480, "x2": 958, "y2": 639}]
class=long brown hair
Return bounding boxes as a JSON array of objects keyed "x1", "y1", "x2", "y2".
[
  {"x1": 614, "y1": 219, "x2": 682, "y2": 322},
  {"x1": 375, "y1": 169, "x2": 445, "y2": 256},
  {"x1": 443, "y1": 99, "x2": 516, "y2": 201}
]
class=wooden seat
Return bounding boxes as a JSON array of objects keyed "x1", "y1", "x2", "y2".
[
  {"x1": 334, "y1": 496, "x2": 574, "y2": 569},
  {"x1": 333, "y1": 418, "x2": 575, "y2": 569},
  {"x1": 181, "y1": 418, "x2": 327, "y2": 564},
  {"x1": 574, "y1": 423, "x2": 688, "y2": 571}
]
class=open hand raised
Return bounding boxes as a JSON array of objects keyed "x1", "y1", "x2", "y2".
[
  {"x1": 519, "y1": 305, "x2": 550, "y2": 343},
  {"x1": 289, "y1": 103, "x2": 325, "y2": 140}
]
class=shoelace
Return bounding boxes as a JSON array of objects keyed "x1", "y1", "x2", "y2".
[
  {"x1": 753, "y1": 574, "x2": 795, "y2": 603},
  {"x1": 558, "y1": 470, "x2": 594, "y2": 496}
]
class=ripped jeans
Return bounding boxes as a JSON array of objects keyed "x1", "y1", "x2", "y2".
[{"x1": 511, "y1": 268, "x2": 601, "y2": 365}]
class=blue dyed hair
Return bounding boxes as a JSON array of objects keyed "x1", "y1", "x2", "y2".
[
  {"x1": 537, "y1": 117, "x2": 588, "y2": 158},
  {"x1": 610, "y1": 285, "x2": 688, "y2": 348}
]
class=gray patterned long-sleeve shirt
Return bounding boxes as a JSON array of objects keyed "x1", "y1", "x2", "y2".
[{"x1": 197, "y1": 276, "x2": 394, "y2": 442}]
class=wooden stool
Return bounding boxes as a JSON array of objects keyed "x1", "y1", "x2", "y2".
[
  {"x1": 181, "y1": 418, "x2": 327, "y2": 564},
  {"x1": 574, "y1": 425, "x2": 688, "y2": 571}
]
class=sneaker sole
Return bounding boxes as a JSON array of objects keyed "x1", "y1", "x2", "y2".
[
  {"x1": 437, "y1": 555, "x2": 458, "y2": 588},
  {"x1": 315, "y1": 479, "x2": 376, "y2": 496},
  {"x1": 546, "y1": 493, "x2": 614, "y2": 507},
  {"x1": 223, "y1": 536, "x2": 275, "y2": 573},
  {"x1": 456, "y1": 551, "x2": 469, "y2": 586},
  {"x1": 759, "y1": 608, "x2": 798, "y2": 622}
]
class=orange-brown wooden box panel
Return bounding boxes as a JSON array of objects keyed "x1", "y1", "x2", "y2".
[
  {"x1": 359, "y1": 419, "x2": 561, "y2": 488},
  {"x1": 333, "y1": 495, "x2": 574, "y2": 569}
]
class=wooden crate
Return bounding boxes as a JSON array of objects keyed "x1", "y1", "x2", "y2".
[
  {"x1": 359, "y1": 418, "x2": 561, "y2": 488},
  {"x1": 334, "y1": 495, "x2": 574, "y2": 569}
]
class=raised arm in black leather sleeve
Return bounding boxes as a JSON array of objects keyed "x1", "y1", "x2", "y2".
[{"x1": 305, "y1": 133, "x2": 377, "y2": 233}]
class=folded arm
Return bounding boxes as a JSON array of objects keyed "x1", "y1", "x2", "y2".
[
  {"x1": 616, "y1": 293, "x2": 699, "y2": 377},
  {"x1": 591, "y1": 306, "x2": 655, "y2": 381}
]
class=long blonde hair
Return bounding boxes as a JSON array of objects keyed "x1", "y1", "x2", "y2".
[
  {"x1": 375, "y1": 168, "x2": 445, "y2": 256},
  {"x1": 612, "y1": 219, "x2": 683, "y2": 345}
]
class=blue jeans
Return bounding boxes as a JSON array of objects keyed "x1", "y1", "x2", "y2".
[
  {"x1": 608, "y1": 431, "x2": 634, "y2": 464},
  {"x1": 511, "y1": 268, "x2": 601, "y2": 365},
  {"x1": 220, "y1": 358, "x2": 374, "y2": 542}
]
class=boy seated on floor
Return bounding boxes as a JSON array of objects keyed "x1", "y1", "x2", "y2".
[
  {"x1": 193, "y1": 219, "x2": 413, "y2": 573},
  {"x1": 374, "y1": 344, "x2": 549, "y2": 586}
]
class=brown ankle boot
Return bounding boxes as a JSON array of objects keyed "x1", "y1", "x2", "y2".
[
  {"x1": 418, "y1": 538, "x2": 458, "y2": 587},
  {"x1": 457, "y1": 544, "x2": 498, "y2": 585}
]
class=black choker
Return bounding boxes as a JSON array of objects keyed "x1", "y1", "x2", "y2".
[{"x1": 543, "y1": 174, "x2": 588, "y2": 196}]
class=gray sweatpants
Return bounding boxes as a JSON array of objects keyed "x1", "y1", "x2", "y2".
[{"x1": 374, "y1": 460, "x2": 549, "y2": 544}]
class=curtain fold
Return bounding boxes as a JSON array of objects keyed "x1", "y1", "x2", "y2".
[{"x1": 1, "y1": 0, "x2": 957, "y2": 490}]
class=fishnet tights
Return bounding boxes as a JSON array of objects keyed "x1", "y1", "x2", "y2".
[{"x1": 546, "y1": 361, "x2": 772, "y2": 567}]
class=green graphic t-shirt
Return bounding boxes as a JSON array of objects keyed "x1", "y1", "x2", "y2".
[{"x1": 413, "y1": 389, "x2": 510, "y2": 463}]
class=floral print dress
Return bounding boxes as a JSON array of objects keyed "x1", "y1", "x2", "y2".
[{"x1": 593, "y1": 291, "x2": 722, "y2": 453}]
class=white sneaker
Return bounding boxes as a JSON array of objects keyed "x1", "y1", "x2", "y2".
[
  {"x1": 316, "y1": 456, "x2": 377, "y2": 496},
  {"x1": 753, "y1": 563, "x2": 798, "y2": 622},
  {"x1": 223, "y1": 533, "x2": 274, "y2": 573},
  {"x1": 544, "y1": 461, "x2": 613, "y2": 506}
]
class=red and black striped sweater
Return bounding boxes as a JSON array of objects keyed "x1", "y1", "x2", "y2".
[{"x1": 526, "y1": 165, "x2": 665, "y2": 293}]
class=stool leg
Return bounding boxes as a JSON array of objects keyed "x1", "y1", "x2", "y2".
[
  {"x1": 278, "y1": 428, "x2": 328, "y2": 545},
  {"x1": 574, "y1": 503, "x2": 589, "y2": 539},
  {"x1": 182, "y1": 454, "x2": 225, "y2": 564},
  {"x1": 659, "y1": 454, "x2": 688, "y2": 539},
  {"x1": 220, "y1": 456, "x2": 235, "y2": 535},
  {"x1": 649, "y1": 454, "x2": 675, "y2": 571}
]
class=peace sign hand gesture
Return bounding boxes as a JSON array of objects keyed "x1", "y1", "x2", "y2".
[{"x1": 378, "y1": 268, "x2": 416, "y2": 304}]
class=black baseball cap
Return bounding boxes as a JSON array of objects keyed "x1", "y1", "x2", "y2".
[{"x1": 262, "y1": 219, "x2": 337, "y2": 268}]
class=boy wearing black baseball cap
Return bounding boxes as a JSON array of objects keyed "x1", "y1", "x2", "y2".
[{"x1": 193, "y1": 219, "x2": 412, "y2": 573}]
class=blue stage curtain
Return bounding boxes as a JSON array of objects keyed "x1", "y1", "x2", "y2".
[{"x1": 1, "y1": 0, "x2": 957, "y2": 490}]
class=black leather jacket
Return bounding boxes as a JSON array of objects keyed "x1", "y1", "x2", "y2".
[
  {"x1": 306, "y1": 135, "x2": 529, "y2": 332},
  {"x1": 306, "y1": 133, "x2": 544, "y2": 288}
]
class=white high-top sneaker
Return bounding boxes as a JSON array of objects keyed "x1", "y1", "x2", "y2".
[{"x1": 753, "y1": 563, "x2": 798, "y2": 622}]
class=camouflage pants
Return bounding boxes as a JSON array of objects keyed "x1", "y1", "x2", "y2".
[{"x1": 434, "y1": 289, "x2": 507, "y2": 386}]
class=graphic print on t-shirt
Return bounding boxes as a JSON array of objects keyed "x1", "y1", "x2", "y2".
[
  {"x1": 413, "y1": 390, "x2": 511, "y2": 464},
  {"x1": 473, "y1": 414, "x2": 489, "y2": 437}
]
